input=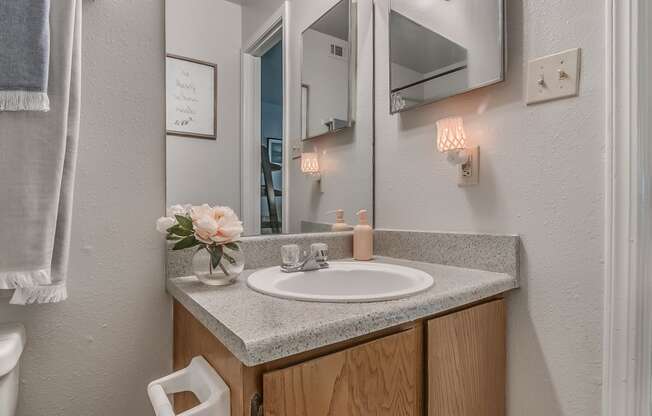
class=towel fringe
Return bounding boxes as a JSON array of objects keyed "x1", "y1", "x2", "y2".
[
  {"x1": 10, "y1": 284, "x2": 67, "y2": 305},
  {"x1": 0, "y1": 90, "x2": 50, "y2": 112},
  {"x1": 0, "y1": 269, "x2": 51, "y2": 289}
]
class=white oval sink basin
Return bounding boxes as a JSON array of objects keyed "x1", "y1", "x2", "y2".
[{"x1": 247, "y1": 261, "x2": 434, "y2": 303}]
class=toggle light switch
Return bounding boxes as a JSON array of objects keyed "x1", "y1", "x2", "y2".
[{"x1": 526, "y1": 48, "x2": 581, "y2": 105}]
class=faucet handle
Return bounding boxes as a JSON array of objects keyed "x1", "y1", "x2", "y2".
[
  {"x1": 281, "y1": 244, "x2": 301, "y2": 267},
  {"x1": 310, "y1": 243, "x2": 329, "y2": 263}
]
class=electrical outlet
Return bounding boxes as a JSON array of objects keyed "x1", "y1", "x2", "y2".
[
  {"x1": 526, "y1": 48, "x2": 581, "y2": 105},
  {"x1": 458, "y1": 146, "x2": 479, "y2": 187}
]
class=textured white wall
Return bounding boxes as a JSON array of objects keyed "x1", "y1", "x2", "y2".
[
  {"x1": 375, "y1": 0, "x2": 604, "y2": 414},
  {"x1": 166, "y1": 0, "x2": 242, "y2": 212},
  {"x1": 0, "y1": 1, "x2": 170, "y2": 415}
]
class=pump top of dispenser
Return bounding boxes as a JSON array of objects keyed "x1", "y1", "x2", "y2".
[{"x1": 356, "y1": 209, "x2": 369, "y2": 225}]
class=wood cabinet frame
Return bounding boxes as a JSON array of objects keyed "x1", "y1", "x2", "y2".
[{"x1": 172, "y1": 297, "x2": 505, "y2": 416}]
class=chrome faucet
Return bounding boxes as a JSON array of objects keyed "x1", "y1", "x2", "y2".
[{"x1": 281, "y1": 243, "x2": 329, "y2": 273}]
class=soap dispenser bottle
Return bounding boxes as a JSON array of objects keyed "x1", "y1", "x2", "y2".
[
  {"x1": 353, "y1": 209, "x2": 373, "y2": 261},
  {"x1": 328, "y1": 209, "x2": 353, "y2": 232}
]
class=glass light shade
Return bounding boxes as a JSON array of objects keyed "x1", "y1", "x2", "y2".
[
  {"x1": 300, "y1": 152, "x2": 320, "y2": 174},
  {"x1": 436, "y1": 117, "x2": 467, "y2": 153}
]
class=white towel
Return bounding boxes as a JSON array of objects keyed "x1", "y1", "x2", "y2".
[{"x1": 0, "y1": 0, "x2": 81, "y2": 304}]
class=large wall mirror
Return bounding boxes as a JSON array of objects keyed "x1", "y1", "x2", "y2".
[
  {"x1": 165, "y1": 0, "x2": 373, "y2": 237},
  {"x1": 389, "y1": 0, "x2": 505, "y2": 113},
  {"x1": 301, "y1": 0, "x2": 356, "y2": 140}
]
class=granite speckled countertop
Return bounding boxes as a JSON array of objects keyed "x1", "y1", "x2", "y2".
[{"x1": 167, "y1": 256, "x2": 518, "y2": 366}]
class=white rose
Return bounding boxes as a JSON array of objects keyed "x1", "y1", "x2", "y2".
[
  {"x1": 167, "y1": 204, "x2": 189, "y2": 217},
  {"x1": 156, "y1": 216, "x2": 176, "y2": 234}
]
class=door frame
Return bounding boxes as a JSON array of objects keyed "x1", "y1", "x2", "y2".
[
  {"x1": 241, "y1": 2, "x2": 291, "y2": 235},
  {"x1": 603, "y1": 0, "x2": 652, "y2": 414}
]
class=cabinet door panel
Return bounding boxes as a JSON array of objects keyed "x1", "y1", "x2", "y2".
[
  {"x1": 427, "y1": 299, "x2": 506, "y2": 416},
  {"x1": 263, "y1": 328, "x2": 420, "y2": 416}
]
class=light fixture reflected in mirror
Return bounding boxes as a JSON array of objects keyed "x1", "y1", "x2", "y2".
[
  {"x1": 301, "y1": 152, "x2": 323, "y2": 192},
  {"x1": 300, "y1": 152, "x2": 321, "y2": 178}
]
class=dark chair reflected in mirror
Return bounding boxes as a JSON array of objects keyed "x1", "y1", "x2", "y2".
[{"x1": 261, "y1": 140, "x2": 282, "y2": 234}]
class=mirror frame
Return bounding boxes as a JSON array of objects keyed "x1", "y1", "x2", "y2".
[
  {"x1": 388, "y1": 0, "x2": 506, "y2": 114},
  {"x1": 300, "y1": 0, "x2": 358, "y2": 140}
]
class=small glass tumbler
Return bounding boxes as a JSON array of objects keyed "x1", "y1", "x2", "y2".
[{"x1": 281, "y1": 244, "x2": 301, "y2": 267}]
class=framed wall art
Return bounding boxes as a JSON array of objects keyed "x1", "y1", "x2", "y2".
[{"x1": 166, "y1": 54, "x2": 217, "y2": 139}]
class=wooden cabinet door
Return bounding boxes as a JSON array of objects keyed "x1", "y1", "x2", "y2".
[
  {"x1": 263, "y1": 327, "x2": 421, "y2": 416},
  {"x1": 427, "y1": 299, "x2": 506, "y2": 416}
]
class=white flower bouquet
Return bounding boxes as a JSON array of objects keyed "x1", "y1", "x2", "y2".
[{"x1": 157, "y1": 204, "x2": 244, "y2": 280}]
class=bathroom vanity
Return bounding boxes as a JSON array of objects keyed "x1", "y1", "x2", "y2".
[
  {"x1": 162, "y1": 0, "x2": 512, "y2": 412},
  {"x1": 171, "y1": 295, "x2": 505, "y2": 416},
  {"x1": 166, "y1": 231, "x2": 519, "y2": 416}
]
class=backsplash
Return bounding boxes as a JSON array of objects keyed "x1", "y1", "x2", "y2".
[
  {"x1": 167, "y1": 232, "x2": 354, "y2": 278},
  {"x1": 374, "y1": 229, "x2": 520, "y2": 279},
  {"x1": 167, "y1": 229, "x2": 519, "y2": 279}
]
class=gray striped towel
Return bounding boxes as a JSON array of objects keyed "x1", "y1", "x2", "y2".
[{"x1": 0, "y1": 0, "x2": 50, "y2": 111}]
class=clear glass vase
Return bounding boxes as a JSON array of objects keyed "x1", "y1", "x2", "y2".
[{"x1": 192, "y1": 244, "x2": 244, "y2": 286}]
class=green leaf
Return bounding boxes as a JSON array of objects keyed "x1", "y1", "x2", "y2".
[
  {"x1": 175, "y1": 215, "x2": 193, "y2": 230},
  {"x1": 173, "y1": 235, "x2": 199, "y2": 250},
  {"x1": 168, "y1": 225, "x2": 193, "y2": 237},
  {"x1": 166, "y1": 234, "x2": 182, "y2": 241},
  {"x1": 210, "y1": 247, "x2": 223, "y2": 270},
  {"x1": 225, "y1": 242, "x2": 240, "y2": 251}
]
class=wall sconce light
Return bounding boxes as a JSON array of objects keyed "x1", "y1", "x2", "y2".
[
  {"x1": 300, "y1": 152, "x2": 320, "y2": 177},
  {"x1": 301, "y1": 152, "x2": 323, "y2": 192},
  {"x1": 436, "y1": 117, "x2": 479, "y2": 186}
]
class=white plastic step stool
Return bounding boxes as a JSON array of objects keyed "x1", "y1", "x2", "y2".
[{"x1": 147, "y1": 356, "x2": 230, "y2": 416}]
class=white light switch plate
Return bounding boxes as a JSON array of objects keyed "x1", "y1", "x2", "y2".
[{"x1": 526, "y1": 48, "x2": 581, "y2": 105}]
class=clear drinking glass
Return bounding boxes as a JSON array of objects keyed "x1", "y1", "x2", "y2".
[{"x1": 281, "y1": 244, "x2": 301, "y2": 267}]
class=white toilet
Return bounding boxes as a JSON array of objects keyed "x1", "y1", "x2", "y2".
[{"x1": 0, "y1": 323, "x2": 25, "y2": 416}]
